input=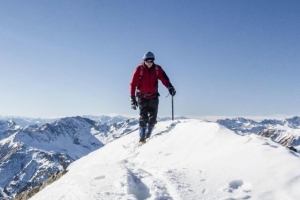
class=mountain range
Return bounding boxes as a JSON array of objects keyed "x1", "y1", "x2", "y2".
[
  {"x1": 0, "y1": 116, "x2": 139, "y2": 199},
  {"x1": 218, "y1": 116, "x2": 300, "y2": 151}
]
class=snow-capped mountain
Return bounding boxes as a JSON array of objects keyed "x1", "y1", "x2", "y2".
[
  {"x1": 157, "y1": 116, "x2": 188, "y2": 122},
  {"x1": 0, "y1": 116, "x2": 139, "y2": 199},
  {"x1": 0, "y1": 116, "x2": 58, "y2": 127},
  {"x1": 0, "y1": 120, "x2": 22, "y2": 140},
  {"x1": 28, "y1": 119, "x2": 300, "y2": 200},
  {"x1": 82, "y1": 115, "x2": 129, "y2": 124},
  {"x1": 217, "y1": 116, "x2": 300, "y2": 151}
]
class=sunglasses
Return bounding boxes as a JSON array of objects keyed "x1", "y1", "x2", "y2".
[{"x1": 146, "y1": 60, "x2": 154, "y2": 63}]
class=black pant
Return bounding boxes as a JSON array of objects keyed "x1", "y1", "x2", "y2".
[{"x1": 138, "y1": 98, "x2": 159, "y2": 127}]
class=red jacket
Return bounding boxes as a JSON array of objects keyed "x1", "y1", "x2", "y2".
[{"x1": 130, "y1": 62, "x2": 173, "y2": 99}]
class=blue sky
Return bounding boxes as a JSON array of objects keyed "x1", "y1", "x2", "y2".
[{"x1": 0, "y1": 0, "x2": 299, "y2": 118}]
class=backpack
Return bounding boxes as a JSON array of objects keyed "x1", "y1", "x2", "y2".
[{"x1": 137, "y1": 65, "x2": 160, "y2": 93}]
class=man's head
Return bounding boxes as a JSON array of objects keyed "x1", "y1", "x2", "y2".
[
  {"x1": 143, "y1": 52, "x2": 155, "y2": 68},
  {"x1": 143, "y1": 52, "x2": 155, "y2": 62}
]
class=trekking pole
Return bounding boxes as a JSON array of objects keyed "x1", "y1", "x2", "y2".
[{"x1": 172, "y1": 96, "x2": 174, "y2": 121}]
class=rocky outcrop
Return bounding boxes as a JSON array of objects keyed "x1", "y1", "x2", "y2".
[
  {"x1": 13, "y1": 170, "x2": 68, "y2": 200},
  {"x1": 257, "y1": 129, "x2": 298, "y2": 152}
]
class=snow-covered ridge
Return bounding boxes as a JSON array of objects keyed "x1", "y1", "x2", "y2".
[{"x1": 29, "y1": 119, "x2": 300, "y2": 200}]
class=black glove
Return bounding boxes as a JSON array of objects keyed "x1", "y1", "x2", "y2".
[
  {"x1": 168, "y1": 86, "x2": 176, "y2": 96},
  {"x1": 130, "y1": 96, "x2": 138, "y2": 110}
]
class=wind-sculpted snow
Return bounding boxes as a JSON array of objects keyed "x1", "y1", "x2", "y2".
[
  {"x1": 29, "y1": 119, "x2": 300, "y2": 200},
  {"x1": 0, "y1": 116, "x2": 140, "y2": 199}
]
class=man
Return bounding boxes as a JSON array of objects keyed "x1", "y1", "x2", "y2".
[{"x1": 130, "y1": 52, "x2": 176, "y2": 143}]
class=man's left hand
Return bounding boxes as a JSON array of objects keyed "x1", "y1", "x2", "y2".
[{"x1": 168, "y1": 87, "x2": 176, "y2": 96}]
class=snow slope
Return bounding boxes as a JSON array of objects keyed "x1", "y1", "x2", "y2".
[{"x1": 30, "y1": 119, "x2": 300, "y2": 200}]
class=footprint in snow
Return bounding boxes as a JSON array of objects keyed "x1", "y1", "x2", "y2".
[
  {"x1": 222, "y1": 180, "x2": 252, "y2": 200},
  {"x1": 90, "y1": 175, "x2": 106, "y2": 186},
  {"x1": 124, "y1": 168, "x2": 172, "y2": 200},
  {"x1": 94, "y1": 175, "x2": 106, "y2": 180},
  {"x1": 227, "y1": 180, "x2": 244, "y2": 191}
]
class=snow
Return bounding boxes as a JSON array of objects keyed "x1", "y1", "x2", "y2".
[{"x1": 29, "y1": 119, "x2": 300, "y2": 200}]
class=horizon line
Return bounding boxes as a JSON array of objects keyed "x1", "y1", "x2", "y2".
[{"x1": 1, "y1": 113, "x2": 299, "y2": 122}]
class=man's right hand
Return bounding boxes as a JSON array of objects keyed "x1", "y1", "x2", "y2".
[{"x1": 130, "y1": 96, "x2": 138, "y2": 110}]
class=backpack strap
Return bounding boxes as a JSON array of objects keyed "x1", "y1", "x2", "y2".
[
  {"x1": 137, "y1": 65, "x2": 144, "y2": 89},
  {"x1": 155, "y1": 65, "x2": 159, "y2": 77},
  {"x1": 139, "y1": 65, "x2": 144, "y2": 79}
]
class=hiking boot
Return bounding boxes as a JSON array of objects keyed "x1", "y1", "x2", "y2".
[{"x1": 139, "y1": 138, "x2": 146, "y2": 144}]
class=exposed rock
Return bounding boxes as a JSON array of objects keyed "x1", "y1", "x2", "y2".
[
  {"x1": 13, "y1": 170, "x2": 68, "y2": 200},
  {"x1": 257, "y1": 128, "x2": 298, "y2": 152}
]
